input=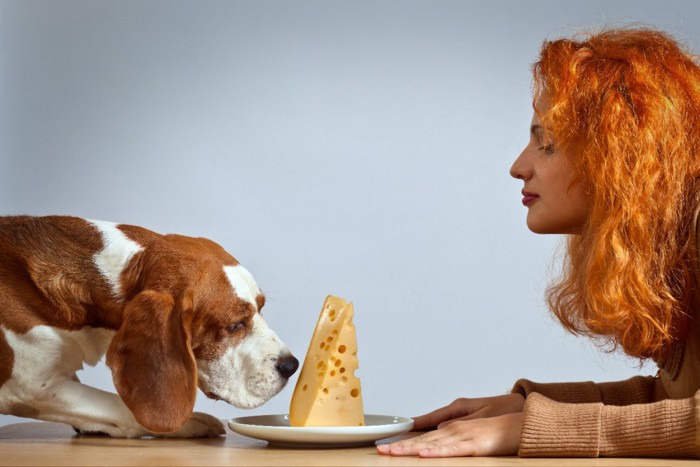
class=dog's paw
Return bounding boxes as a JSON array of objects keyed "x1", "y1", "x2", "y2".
[
  {"x1": 70, "y1": 422, "x2": 147, "y2": 439},
  {"x1": 164, "y1": 412, "x2": 225, "y2": 438},
  {"x1": 73, "y1": 426, "x2": 110, "y2": 437}
]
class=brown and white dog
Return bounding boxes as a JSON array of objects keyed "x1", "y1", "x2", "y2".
[{"x1": 0, "y1": 215, "x2": 298, "y2": 438}]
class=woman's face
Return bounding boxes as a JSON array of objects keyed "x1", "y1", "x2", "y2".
[{"x1": 509, "y1": 108, "x2": 591, "y2": 234}]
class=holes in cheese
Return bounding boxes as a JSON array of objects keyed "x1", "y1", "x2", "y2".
[{"x1": 289, "y1": 295, "x2": 365, "y2": 427}]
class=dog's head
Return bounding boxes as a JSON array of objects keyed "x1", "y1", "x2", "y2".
[
  {"x1": 106, "y1": 235, "x2": 298, "y2": 434},
  {"x1": 193, "y1": 263, "x2": 299, "y2": 409}
]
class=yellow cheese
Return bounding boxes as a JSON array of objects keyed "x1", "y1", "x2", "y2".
[{"x1": 289, "y1": 295, "x2": 364, "y2": 427}]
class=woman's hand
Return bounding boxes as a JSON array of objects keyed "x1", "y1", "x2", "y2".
[
  {"x1": 412, "y1": 393, "x2": 525, "y2": 430},
  {"x1": 376, "y1": 412, "x2": 524, "y2": 457},
  {"x1": 376, "y1": 393, "x2": 526, "y2": 458}
]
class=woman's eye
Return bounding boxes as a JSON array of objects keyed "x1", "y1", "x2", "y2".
[
  {"x1": 538, "y1": 144, "x2": 556, "y2": 154},
  {"x1": 226, "y1": 322, "x2": 245, "y2": 334}
]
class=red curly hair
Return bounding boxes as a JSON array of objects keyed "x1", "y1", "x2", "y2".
[{"x1": 536, "y1": 27, "x2": 700, "y2": 359}]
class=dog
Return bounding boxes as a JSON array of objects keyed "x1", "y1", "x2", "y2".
[{"x1": 0, "y1": 215, "x2": 298, "y2": 438}]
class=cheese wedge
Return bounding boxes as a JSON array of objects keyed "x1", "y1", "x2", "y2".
[{"x1": 289, "y1": 295, "x2": 365, "y2": 427}]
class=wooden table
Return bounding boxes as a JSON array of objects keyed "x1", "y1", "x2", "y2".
[{"x1": 0, "y1": 421, "x2": 694, "y2": 466}]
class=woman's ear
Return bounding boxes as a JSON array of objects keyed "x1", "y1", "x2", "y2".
[{"x1": 106, "y1": 290, "x2": 197, "y2": 433}]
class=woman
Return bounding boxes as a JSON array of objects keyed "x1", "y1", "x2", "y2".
[{"x1": 378, "y1": 27, "x2": 700, "y2": 458}]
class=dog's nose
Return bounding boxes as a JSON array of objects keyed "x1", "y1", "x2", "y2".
[{"x1": 276, "y1": 354, "x2": 299, "y2": 379}]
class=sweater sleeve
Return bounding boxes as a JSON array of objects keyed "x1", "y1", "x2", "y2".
[
  {"x1": 512, "y1": 375, "x2": 656, "y2": 405},
  {"x1": 518, "y1": 391, "x2": 699, "y2": 457}
]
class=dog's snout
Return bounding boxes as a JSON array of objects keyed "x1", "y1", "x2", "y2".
[{"x1": 275, "y1": 354, "x2": 299, "y2": 379}]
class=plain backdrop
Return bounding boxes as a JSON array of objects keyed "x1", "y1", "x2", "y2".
[{"x1": 2, "y1": 0, "x2": 700, "y2": 427}]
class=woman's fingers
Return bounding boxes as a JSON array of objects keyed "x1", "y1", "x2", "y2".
[
  {"x1": 412, "y1": 398, "x2": 472, "y2": 430},
  {"x1": 377, "y1": 430, "x2": 464, "y2": 456},
  {"x1": 412, "y1": 393, "x2": 526, "y2": 430}
]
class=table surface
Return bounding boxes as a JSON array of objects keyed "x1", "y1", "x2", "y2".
[{"x1": 0, "y1": 421, "x2": 695, "y2": 466}]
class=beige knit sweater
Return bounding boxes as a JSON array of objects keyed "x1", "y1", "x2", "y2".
[
  {"x1": 511, "y1": 208, "x2": 700, "y2": 457},
  {"x1": 512, "y1": 354, "x2": 700, "y2": 457}
]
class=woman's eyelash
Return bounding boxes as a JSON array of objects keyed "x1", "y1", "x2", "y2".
[{"x1": 538, "y1": 144, "x2": 555, "y2": 154}]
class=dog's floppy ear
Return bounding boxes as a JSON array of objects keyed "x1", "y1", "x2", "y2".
[{"x1": 107, "y1": 289, "x2": 197, "y2": 433}]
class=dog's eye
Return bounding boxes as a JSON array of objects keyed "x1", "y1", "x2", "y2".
[{"x1": 226, "y1": 322, "x2": 245, "y2": 334}]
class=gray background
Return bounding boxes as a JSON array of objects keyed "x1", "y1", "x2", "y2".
[{"x1": 2, "y1": 0, "x2": 699, "y2": 427}]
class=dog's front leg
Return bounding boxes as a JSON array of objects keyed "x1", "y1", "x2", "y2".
[
  {"x1": 16, "y1": 377, "x2": 151, "y2": 438},
  {"x1": 11, "y1": 378, "x2": 224, "y2": 438}
]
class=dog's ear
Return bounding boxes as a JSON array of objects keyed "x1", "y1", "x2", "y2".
[{"x1": 106, "y1": 289, "x2": 197, "y2": 433}]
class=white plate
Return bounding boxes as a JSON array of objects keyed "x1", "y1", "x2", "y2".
[{"x1": 228, "y1": 414, "x2": 414, "y2": 448}]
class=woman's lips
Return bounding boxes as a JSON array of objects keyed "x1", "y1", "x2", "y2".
[{"x1": 521, "y1": 190, "x2": 539, "y2": 206}]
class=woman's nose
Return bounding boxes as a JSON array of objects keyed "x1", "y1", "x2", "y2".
[{"x1": 510, "y1": 149, "x2": 531, "y2": 180}]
